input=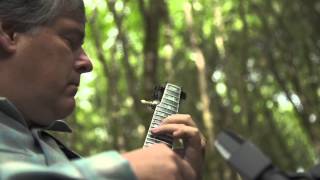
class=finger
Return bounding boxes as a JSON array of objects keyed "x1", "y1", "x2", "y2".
[
  {"x1": 162, "y1": 114, "x2": 196, "y2": 127},
  {"x1": 152, "y1": 124, "x2": 200, "y2": 139}
]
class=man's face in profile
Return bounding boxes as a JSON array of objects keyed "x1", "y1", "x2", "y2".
[{"x1": 5, "y1": 16, "x2": 92, "y2": 126}]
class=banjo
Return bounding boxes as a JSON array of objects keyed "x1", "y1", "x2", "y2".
[{"x1": 141, "y1": 83, "x2": 186, "y2": 148}]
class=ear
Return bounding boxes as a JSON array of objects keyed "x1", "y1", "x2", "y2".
[{"x1": 0, "y1": 22, "x2": 17, "y2": 54}]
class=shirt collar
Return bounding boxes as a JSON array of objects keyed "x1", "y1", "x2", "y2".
[{"x1": 0, "y1": 97, "x2": 72, "y2": 133}]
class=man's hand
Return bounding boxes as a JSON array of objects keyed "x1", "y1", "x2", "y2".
[
  {"x1": 123, "y1": 143, "x2": 196, "y2": 180},
  {"x1": 151, "y1": 114, "x2": 206, "y2": 179}
]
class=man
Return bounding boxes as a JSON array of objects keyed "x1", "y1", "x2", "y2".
[{"x1": 0, "y1": 0, "x2": 205, "y2": 179}]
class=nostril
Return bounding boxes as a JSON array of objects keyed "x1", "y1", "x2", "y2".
[
  {"x1": 75, "y1": 50, "x2": 93, "y2": 73},
  {"x1": 75, "y1": 60, "x2": 93, "y2": 73}
]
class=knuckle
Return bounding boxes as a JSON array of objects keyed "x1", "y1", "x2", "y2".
[
  {"x1": 184, "y1": 114, "x2": 192, "y2": 120},
  {"x1": 167, "y1": 161, "x2": 178, "y2": 173},
  {"x1": 178, "y1": 124, "x2": 186, "y2": 129},
  {"x1": 189, "y1": 128, "x2": 199, "y2": 137},
  {"x1": 193, "y1": 128, "x2": 199, "y2": 134}
]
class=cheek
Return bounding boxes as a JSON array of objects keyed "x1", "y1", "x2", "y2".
[
  {"x1": 19, "y1": 38, "x2": 74, "y2": 90},
  {"x1": 40, "y1": 51, "x2": 73, "y2": 80}
]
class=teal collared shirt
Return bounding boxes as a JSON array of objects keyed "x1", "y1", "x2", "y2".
[{"x1": 0, "y1": 97, "x2": 137, "y2": 180}]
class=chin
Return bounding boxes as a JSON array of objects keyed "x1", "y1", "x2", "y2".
[
  {"x1": 25, "y1": 98, "x2": 77, "y2": 127},
  {"x1": 56, "y1": 98, "x2": 76, "y2": 119}
]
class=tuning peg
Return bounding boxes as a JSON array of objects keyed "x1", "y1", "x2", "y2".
[{"x1": 140, "y1": 100, "x2": 160, "y2": 106}]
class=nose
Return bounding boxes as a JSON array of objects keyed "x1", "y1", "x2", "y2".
[{"x1": 75, "y1": 48, "x2": 93, "y2": 73}]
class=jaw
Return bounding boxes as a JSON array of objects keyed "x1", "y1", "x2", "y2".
[{"x1": 20, "y1": 91, "x2": 77, "y2": 127}]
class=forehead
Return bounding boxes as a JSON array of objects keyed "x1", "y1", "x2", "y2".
[
  {"x1": 59, "y1": 9, "x2": 86, "y2": 25},
  {"x1": 50, "y1": 17, "x2": 85, "y2": 34},
  {"x1": 53, "y1": 16, "x2": 84, "y2": 28}
]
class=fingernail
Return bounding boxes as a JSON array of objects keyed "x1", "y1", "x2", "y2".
[
  {"x1": 151, "y1": 128, "x2": 159, "y2": 133},
  {"x1": 160, "y1": 119, "x2": 167, "y2": 124}
]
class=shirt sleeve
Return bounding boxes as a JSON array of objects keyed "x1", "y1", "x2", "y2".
[{"x1": 0, "y1": 151, "x2": 137, "y2": 180}]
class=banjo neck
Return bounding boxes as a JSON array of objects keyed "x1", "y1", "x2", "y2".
[{"x1": 143, "y1": 83, "x2": 183, "y2": 148}]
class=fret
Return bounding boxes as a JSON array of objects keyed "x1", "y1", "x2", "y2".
[
  {"x1": 145, "y1": 137, "x2": 172, "y2": 147},
  {"x1": 147, "y1": 136, "x2": 173, "y2": 145},
  {"x1": 150, "y1": 122, "x2": 161, "y2": 127},
  {"x1": 155, "y1": 106, "x2": 173, "y2": 114},
  {"x1": 163, "y1": 95, "x2": 179, "y2": 103},
  {"x1": 154, "y1": 111, "x2": 170, "y2": 118},
  {"x1": 156, "y1": 106, "x2": 176, "y2": 115},
  {"x1": 149, "y1": 134, "x2": 173, "y2": 142},
  {"x1": 152, "y1": 116, "x2": 166, "y2": 122},
  {"x1": 150, "y1": 117, "x2": 163, "y2": 122},
  {"x1": 166, "y1": 89, "x2": 180, "y2": 95},
  {"x1": 166, "y1": 84, "x2": 180, "y2": 92},
  {"x1": 161, "y1": 98, "x2": 179, "y2": 107},
  {"x1": 151, "y1": 121, "x2": 160, "y2": 125},
  {"x1": 160, "y1": 100, "x2": 178, "y2": 107},
  {"x1": 158, "y1": 103, "x2": 178, "y2": 112},
  {"x1": 143, "y1": 83, "x2": 182, "y2": 148}
]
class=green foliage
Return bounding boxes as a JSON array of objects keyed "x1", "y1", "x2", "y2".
[{"x1": 63, "y1": 0, "x2": 320, "y2": 179}]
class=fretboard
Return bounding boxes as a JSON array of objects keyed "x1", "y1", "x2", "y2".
[{"x1": 143, "y1": 83, "x2": 182, "y2": 148}]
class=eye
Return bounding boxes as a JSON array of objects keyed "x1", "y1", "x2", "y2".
[
  {"x1": 59, "y1": 30, "x2": 84, "y2": 51},
  {"x1": 64, "y1": 37, "x2": 78, "y2": 50}
]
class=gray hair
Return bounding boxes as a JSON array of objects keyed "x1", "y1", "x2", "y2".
[{"x1": 0, "y1": 0, "x2": 85, "y2": 32}]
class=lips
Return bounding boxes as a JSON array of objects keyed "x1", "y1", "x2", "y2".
[
  {"x1": 69, "y1": 79, "x2": 80, "y2": 87},
  {"x1": 67, "y1": 84, "x2": 78, "y2": 96},
  {"x1": 69, "y1": 76, "x2": 80, "y2": 86},
  {"x1": 67, "y1": 81, "x2": 79, "y2": 96},
  {"x1": 67, "y1": 75, "x2": 80, "y2": 96}
]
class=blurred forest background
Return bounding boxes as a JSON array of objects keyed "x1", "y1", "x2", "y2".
[{"x1": 58, "y1": 0, "x2": 320, "y2": 179}]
